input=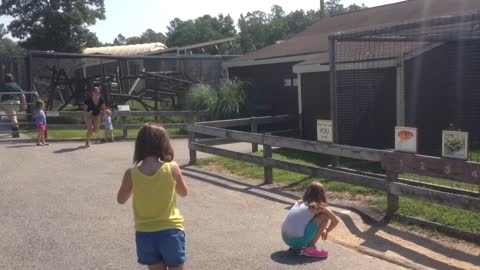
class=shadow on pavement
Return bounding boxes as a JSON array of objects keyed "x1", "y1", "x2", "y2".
[
  {"x1": 6, "y1": 144, "x2": 38, "y2": 148},
  {"x1": 53, "y1": 146, "x2": 87, "y2": 153},
  {"x1": 270, "y1": 250, "x2": 327, "y2": 265},
  {"x1": 182, "y1": 166, "x2": 479, "y2": 270}
]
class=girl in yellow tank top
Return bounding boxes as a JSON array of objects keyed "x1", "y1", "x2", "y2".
[{"x1": 117, "y1": 124, "x2": 188, "y2": 270}]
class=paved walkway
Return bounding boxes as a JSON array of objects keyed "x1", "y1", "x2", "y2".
[{"x1": 0, "y1": 140, "x2": 478, "y2": 269}]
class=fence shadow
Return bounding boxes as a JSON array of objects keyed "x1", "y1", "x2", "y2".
[{"x1": 182, "y1": 166, "x2": 479, "y2": 270}]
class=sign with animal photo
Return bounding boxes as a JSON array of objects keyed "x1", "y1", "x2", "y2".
[
  {"x1": 395, "y1": 127, "x2": 417, "y2": 153},
  {"x1": 317, "y1": 120, "x2": 333, "y2": 143},
  {"x1": 442, "y1": 131, "x2": 469, "y2": 160}
]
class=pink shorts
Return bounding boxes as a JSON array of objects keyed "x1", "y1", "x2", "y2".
[{"x1": 36, "y1": 124, "x2": 46, "y2": 131}]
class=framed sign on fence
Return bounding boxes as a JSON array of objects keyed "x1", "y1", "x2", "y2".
[
  {"x1": 442, "y1": 131, "x2": 469, "y2": 160},
  {"x1": 394, "y1": 126, "x2": 417, "y2": 153},
  {"x1": 317, "y1": 120, "x2": 333, "y2": 143}
]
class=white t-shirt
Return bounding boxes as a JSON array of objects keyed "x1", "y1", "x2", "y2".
[{"x1": 281, "y1": 201, "x2": 315, "y2": 237}]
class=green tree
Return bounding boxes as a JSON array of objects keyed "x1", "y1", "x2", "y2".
[
  {"x1": 166, "y1": 14, "x2": 236, "y2": 47},
  {"x1": 126, "y1": 29, "x2": 166, "y2": 45},
  {"x1": 113, "y1": 33, "x2": 127, "y2": 45},
  {"x1": 0, "y1": 0, "x2": 105, "y2": 52},
  {"x1": 326, "y1": 0, "x2": 346, "y2": 15},
  {"x1": 0, "y1": 24, "x2": 24, "y2": 55}
]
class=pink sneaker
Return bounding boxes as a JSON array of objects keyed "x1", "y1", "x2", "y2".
[{"x1": 302, "y1": 246, "x2": 328, "y2": 258}]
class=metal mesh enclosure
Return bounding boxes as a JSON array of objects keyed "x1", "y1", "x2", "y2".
[
  {"x1": 329, "y1": 12, "x2": 480, "y2": 158},
  {"x1": 1, "y1": 52, "x2": 233, "y2": 111}
]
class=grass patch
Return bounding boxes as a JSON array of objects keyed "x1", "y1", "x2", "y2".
[
  {"x1": 24, "y1": 128, "x2": 186, "y2": 139},
  {"x1": 196, "y1": 148, "x2": 480, "y2": 234}
]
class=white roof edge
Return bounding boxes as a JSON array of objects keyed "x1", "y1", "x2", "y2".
[{"x1": 223, "y1": 53, "x2": 324, "y2": 68}]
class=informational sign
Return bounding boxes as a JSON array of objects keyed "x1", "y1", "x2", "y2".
[
  {"x1": 283, "y1": 79, "x2": 292, "y2": 87},
  {"x1": 117, "y1": 104, "x2": 130, "y2": 111},
  {"x1": 46, "y1": 111, "x2": 59, "y2": 117},
  {"x1": 292, "y1": 78, "x2": 298, "y2": 87},
  {"x1": 317, "y1": 120, "x2": 333, "y2": 143},
  {"x1": 394, "y1": 126, "x2": 417, "y2": 153},
  {"x1": 442, "y1": 131, "x2": 469, "y2": 160}
]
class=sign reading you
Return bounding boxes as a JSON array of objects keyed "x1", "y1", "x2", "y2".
[{"x1": 317, "y1": 120, "x2": 333, "y2": 143}]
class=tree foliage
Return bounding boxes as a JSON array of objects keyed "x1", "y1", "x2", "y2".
[
  {"x1": 0, "y1": 0, "x2": 105, "y2": 52},
  {"x1": 0, "y1": 24, "x2": 24, "y2": 55},
  {"x1": 165, "y1": 14, "x2": 236, "y2": 47}
]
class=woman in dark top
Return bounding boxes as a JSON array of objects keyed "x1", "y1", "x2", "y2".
[{"x1": 83, "y1": 87, "x2": 106, "y2": 147}]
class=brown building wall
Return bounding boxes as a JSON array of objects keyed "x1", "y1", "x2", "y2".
[
  {"x1": 300, "y1": 71, "x2": 331, "y2": 140},
  {"x1": 228, "y1": 62, "x2": 299, "y2": 116},
  {"x1": 405, "y1": 41, "x2": 480, "y2": 155}
]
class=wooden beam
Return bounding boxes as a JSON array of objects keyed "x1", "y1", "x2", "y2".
[
  {"x1": 263, "y1": 135, "x2": 385, "y2": 162},
  {"x1": 187, "y1": 125, "x2": 264, "y2": 144},
  {"x1": 383, "y1": 152, "x2": 480, "y2": 185},
  {"x1": 390, "y1": 182, "x2": 480, "y2": 212}
]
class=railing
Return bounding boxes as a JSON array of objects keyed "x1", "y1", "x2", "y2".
[
  {"x1": 0, "y1": 105, "x2": 208, "y2": 137},
  {"x1": 187, "y1": 117, "x2": 480, "y2": 219}
]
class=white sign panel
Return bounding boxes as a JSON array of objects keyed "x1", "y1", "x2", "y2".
[
  {"x1": 442, "y1": 131, "x2": 469, "y2": 160},
  {"x1": 46, "y1": 111, "x2": 59, "y2": 117},
  {"x1": 117, "y1": 104, "x2": 130, "y2": 111},
  {"x1": 317, "y1": 120, "x2": 333, "y2": 143},
  {"x1": 394, "y1": 126, "x2": 417, "y2": 153},
  {"x1": 283, "y1": 79, "x2": 292, "y2": 87}
]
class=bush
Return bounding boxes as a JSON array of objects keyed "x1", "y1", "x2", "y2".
[
  {"x1": 214, "y1": 80, "x2": 246, "y2": 119},
  {"x1": 184, "y1": 84, "x2": 218, "y2": 112},
  {"x1": 185, "y1": 80, "x2": 247, "y2": 120}
]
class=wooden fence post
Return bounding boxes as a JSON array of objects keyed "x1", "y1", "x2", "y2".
[
  {"x1": 263, "y1": 143, "x2": 273, "y2": 184},
  {"x1": 188, "y1": 128, "x2": 197, "y2": 165},
  {"x1": 251, "y1": 117, "x2": 258, "y2": 153},
  {"x1": 121, "y1": 115, "x2": 128, "y2": 138},
  {"x1": 386, "y1": 171, "x2": 399, "y2": 217}
]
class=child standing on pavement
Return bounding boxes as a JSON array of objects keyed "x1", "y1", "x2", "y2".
[
  {"x1": 281, "y1": 181, "x2": 339, "y2": 258},
  {"x1": 33, "y1": 100, "x2": 48, "y2": 146},
  {"x1": 117, "y1": 123, "x2": 188, "y2": 270},
  {"x1": 103, "y1": 109, "x2": 114, "y2": 142}
]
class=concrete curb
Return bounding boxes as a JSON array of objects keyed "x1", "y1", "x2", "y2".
[{"x1": 331, "y1": 239, "x2": 435, "y2": 270}]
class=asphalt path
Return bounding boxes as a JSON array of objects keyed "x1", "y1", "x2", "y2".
[{"x1": 0, "y1": 140, "x2": 406, "y2": 269}]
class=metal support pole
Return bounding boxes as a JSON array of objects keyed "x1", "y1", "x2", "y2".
[{"x1": 328, "y1": 38, "x2": 338, "y2": 144}]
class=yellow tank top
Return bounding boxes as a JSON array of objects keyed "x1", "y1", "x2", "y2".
[{"x1": 131, "y1": 163, "x2": 184, "y2": 232}]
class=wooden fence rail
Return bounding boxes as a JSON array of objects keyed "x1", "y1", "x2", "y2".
[
  {"x1": 0, "y1": 109, "x2": 208, "y2": 137},
  {"x1": 187, "y1": 116, "x2": 480, "y2": 217}
]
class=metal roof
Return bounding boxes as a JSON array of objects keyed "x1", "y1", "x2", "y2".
[{"x1": 83, "y1": 42, "x2": 168, "y2": 56}]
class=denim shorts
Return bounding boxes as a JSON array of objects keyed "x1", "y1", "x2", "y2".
[
  {"x1": 135, "y1": 229, "x2": 186, "y2": 267},
  {"x1": 282, "y1": 220, "x2": 319, "y2": 249}
]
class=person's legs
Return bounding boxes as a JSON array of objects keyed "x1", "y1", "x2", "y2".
[
  {"x1": 147, "y1": 263, "x2": 167, "y2": 270},
  {"x1": 92, "y1": 115, "x2": 101, "y2": 133},
  {"x1": 37, "y1": 130, "x2": 42, "y2": 145},
  {"x1": 307, "y1": 214, "x2": 329, "y2": 247},
  {"x1": 3, "y1": 101, "x2": 20, "y2": 137},
  {"x1": 84, "y1": 114, "x2": 93, "y2": 146}
]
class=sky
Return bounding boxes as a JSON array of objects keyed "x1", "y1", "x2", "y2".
[
  {"x1": 92, "y1": 0, "x2": 404, "y2": 43},
  {"x1": 0, "y1": 0, "x2": 404, "y2": 43}
]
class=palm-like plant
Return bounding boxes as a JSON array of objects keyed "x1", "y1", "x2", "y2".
[
  {"x1": 184, "y1": 80, "x2": 247, "y2": 119},
  {"x1": 214, "y1": 80, "x2": 247, "y2": 119}
]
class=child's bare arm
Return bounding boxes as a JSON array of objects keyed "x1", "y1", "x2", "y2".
[
  {"x1": 117, "y1": 169, "x2": 133, "y2": 204},
  {"x1": 318, "y1": 206, "x2": 339, "y2": 240},
  {"x1": 171, "y1": 161, "x2": 188, "y2": 197}
]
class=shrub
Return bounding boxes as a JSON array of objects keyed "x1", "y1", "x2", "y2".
[{"x1": 184, "y1": 84, "x2": 218, "y2": 112}]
